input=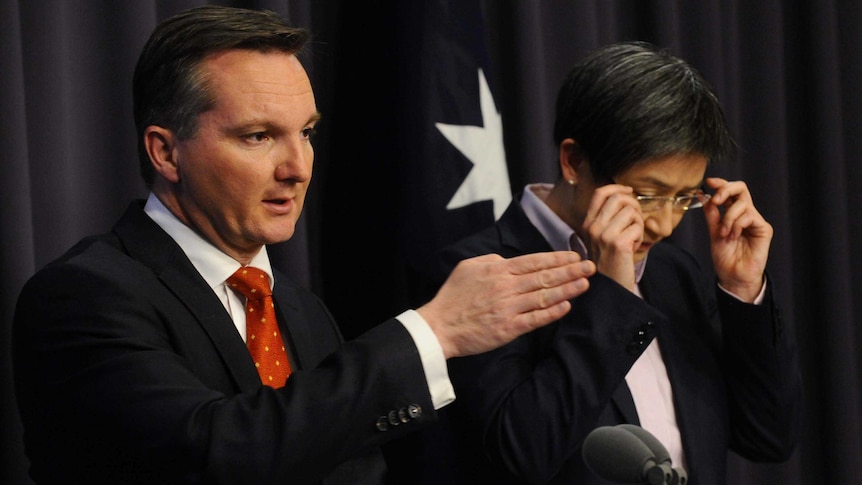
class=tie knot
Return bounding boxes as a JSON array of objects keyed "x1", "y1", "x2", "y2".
[{"x1": 227, "y1": 266, "x2": 272, "y2": 300}]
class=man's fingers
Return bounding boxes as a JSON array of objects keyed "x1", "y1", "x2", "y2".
[
  {"x1": 513, "y1": 276, "x2": 591, "y2": 316},
  {"x1": 539, "y1": 288, "x2": 549, "y2": 308},
  {"x1": 421, "y1": 251, "x2": 596, "y2": 359},
  {"x1": 522, "y1": 299, "x2": 575, "y2": 332},
  {"x1": 526, "y1": 259, "x2": 596, "y2": 294},
  {"x1": 505, "y1": 250, "x2": 584, "y2": 275}
]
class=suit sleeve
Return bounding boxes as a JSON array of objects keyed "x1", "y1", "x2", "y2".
[
  {"x1": 13, "y1": 252, "x2": 436, "y2": 484},
  {"x1": 718, "y1": 281, "x2": 803, "y2": 461}
]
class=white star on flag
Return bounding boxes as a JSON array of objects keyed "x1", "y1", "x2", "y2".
[{"x1": 435, "y1": 68, "x2": 511, "y2": 220}]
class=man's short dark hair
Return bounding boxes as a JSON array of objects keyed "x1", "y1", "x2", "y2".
[
  {"x1": 553, "y1": 41, "x2": 736, "y2": 180},
  {"x1": 133, "y1": 5, "x2": 309, "y2": 188}
]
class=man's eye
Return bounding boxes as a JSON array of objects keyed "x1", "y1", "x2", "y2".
[
  {"x1": 245, "y1": 132, "x2": 269, "y2": 143},
  {"x1": 301, "y1": 127, "x2": 318, "y2": 139}
]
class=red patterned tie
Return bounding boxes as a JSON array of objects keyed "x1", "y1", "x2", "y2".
[{"x1": 227, "y1": 266, "x2": 291, "y2": 387}]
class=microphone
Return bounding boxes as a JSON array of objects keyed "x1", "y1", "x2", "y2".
[
  {"x1": 617, "y1": 425, "x2": 687, "y2": 485},
  {"x1": 617, "y1": 424, "x2": 671, "y2": 465},
  {"x1": 582, "y1": 426, "x2": 667, "y2": 484},
  {"x1": 582, "y1": 425, "x2": 687, "y2": 484}
]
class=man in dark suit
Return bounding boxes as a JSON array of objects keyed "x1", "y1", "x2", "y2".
[
  {"x1": 404, "y1": 42, "x2": 802, "y2": 484},
  {"x1": 11, "y1": 6, "x2": 597, "y2": 484}
]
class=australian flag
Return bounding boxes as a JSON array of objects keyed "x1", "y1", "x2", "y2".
[
  {"x1": 391, "y1": 0, "x2": 511, "y2": 304},
  {"x1": 380, "y1": 1, "x2": 510, "y2": 480},
  {"x1": 316, "y1": 0, "x2": 509, "y2": 337}
]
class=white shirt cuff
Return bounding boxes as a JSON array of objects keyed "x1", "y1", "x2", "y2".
[
  {"x1": 396, "y1": 309, "x2": 455, "y2": 409},
  {"x1": 718, "y1": 276, "x2": 767, "y2": 304}
]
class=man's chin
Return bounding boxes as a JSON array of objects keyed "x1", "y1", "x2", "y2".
[
  {"x1": 260, "y1": 224, "x2": 297, "y2": 246},
  {"x1": 267, "y1": 233, "x2": 296, "y2": 246}
]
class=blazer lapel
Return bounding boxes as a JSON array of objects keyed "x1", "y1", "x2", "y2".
[
  {"x1": 113, "y1": 201, "x2": 263, "y2": 392},
  {"x1": 611, "y1": 382, "x2": 641, "y2": 425},
  {"x1": 158, "y1": 263, "x2": 263, "y2": 392},
  {"x1": 497, "y1": 199, "x2": 556, "y2": 255},
  {"x1": 272, "y1": 281, "x2": 316, "y2": 371}
]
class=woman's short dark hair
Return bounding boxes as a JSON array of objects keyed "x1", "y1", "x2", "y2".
[
  {"x1": 133, "y1": 6, "x2": 309, "y2": 187},
  {"x1": 553, "y1": 41, "x2": 736, "y2": 180}
]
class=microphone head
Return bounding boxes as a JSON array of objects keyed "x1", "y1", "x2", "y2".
[
  {"x1": 617, "y1": 424, "x2": 671, "y2": 465},
  {"x1": 671, "y1": 466, "x2": 688, "y2": 485},
  {"x1": 582, "y1": 426, "x2": 656, "y2": 482}
]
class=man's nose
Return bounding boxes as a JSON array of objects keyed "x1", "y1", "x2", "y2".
[{"x1": 275, "y1": 141, "x2": 313, "y2": 182}]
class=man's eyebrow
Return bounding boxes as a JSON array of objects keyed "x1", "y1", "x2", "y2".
[{"x1": 230, "y1": 112, "x2": 322, "y2": 133}]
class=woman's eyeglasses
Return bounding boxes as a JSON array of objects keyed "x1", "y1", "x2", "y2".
[
  {"x1": 609, "y1": 177, "x2": 711, "y2": 212},
  {"x1": 634, "y1": 191, "x2": 711, "y2": 212}
]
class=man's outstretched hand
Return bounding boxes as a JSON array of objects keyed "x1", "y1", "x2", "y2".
[{"x1": 419, "y1": 251, "x2": 596, "y2": 359}]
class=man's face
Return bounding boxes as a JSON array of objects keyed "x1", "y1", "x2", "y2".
[
  {"x1": 612, "y1": 154, "x2": 709, "y2": 263},
  {"x1": 171, "y1": 49, "x2": 319, "y2": 262}
]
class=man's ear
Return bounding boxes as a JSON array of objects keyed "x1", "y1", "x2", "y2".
[
  {"x1": 559, "y1": 138, "x2": 586, "y2": 185},
  {"x1": 144, "y1": 126, "x2": 181, "y2": 184}
]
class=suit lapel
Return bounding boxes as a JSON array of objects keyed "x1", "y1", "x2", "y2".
[
  {"x1": 272, "y1": 280, "x2": 318, "y2": 371},
  {"x1": 611, "y1": 383, "x2": 641, "y2": 425},
  {"x1": 113, "y1": 202, "x2": 262, "y2": 392},
  {"x1": 497, "y1": 199, "x2": 556, "y2": 255},
  {"x1": 158, "y1": 263, "x2": 263, "y2": 392}
]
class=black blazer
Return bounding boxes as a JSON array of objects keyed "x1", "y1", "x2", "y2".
[
  {"x1": 388, "y1": 198, "x2": 802, "y2": 485},
  {"x1": 13, "y1": 201, "x2": 436, "y2": 484}
]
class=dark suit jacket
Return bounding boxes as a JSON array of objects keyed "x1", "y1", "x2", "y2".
[
  {"x1": 13, "y1": 201, "x2": 435, "y2": 484},
  {"x1": 388, "y1": 198, "x2": 802, "y2": 485}
]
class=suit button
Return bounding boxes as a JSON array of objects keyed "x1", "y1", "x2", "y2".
[
  {"x1": 407, "y1": 404, "x2": 422, "y2": 419},
  {"x1": 376, "y1": 416, "x2": 389, "y2": 432},
  {"x1": 388, "y1": 410, "x2": 401, "y2": 426},
  {"x1": 398, "y1": 408, "x2": 410, "y2": 423}
]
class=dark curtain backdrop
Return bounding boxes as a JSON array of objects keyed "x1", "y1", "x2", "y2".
[{"x1": 2, "y1": 1, "x2": 860, "y2": 484}]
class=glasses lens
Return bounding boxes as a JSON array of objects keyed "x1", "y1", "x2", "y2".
[
  {"x1": 675, "y1": 196, "x2": 697, "y2": 210},
  {"x1": 679, "y1": 191, "x2": 710, "y2": 210},
  {"x1": 636, "y1": 196, "x2": 662, "y2": 212},
  {"x1": 635, "y1": 191, "x2": 711, "y2": 211}
]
